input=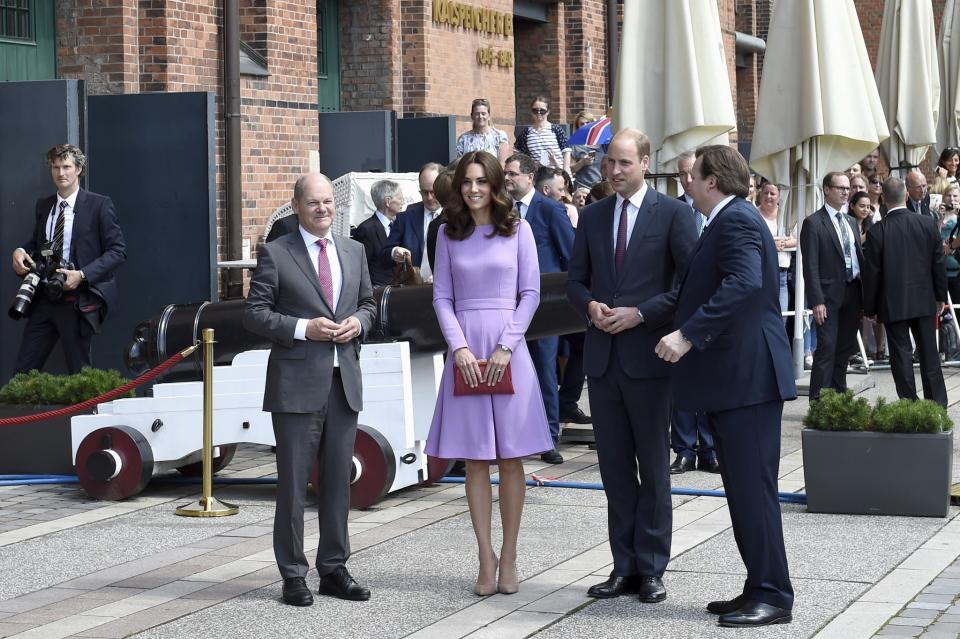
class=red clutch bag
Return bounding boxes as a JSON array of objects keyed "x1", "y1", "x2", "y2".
[{"x1": 454, "y1": 360, "x2": 515, "y2": 396}]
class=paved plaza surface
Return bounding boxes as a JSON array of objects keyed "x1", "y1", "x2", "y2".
[{"x1": 0, "y1": 368, "x2": 957, "y2": 638}]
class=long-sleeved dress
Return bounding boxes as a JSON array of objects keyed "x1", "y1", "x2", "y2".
[{"x1": 425, "y1": 220, "x2": 553, "y2": 460}]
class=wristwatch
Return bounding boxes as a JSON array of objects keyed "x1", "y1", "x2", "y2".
[
  {"x1": 496, "y1": 344, "x2": 511, "y2": 354},
  {"x1": 79, "y1": 270, "x2": 87, "y2": 282}
]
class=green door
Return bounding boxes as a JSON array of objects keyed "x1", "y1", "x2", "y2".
[
  {"x1": 0, "y1": 0, "x2": 55, "y2": 81},
  {"x1": 317, "y1": 0, "x2": 340, "y2": 112}
]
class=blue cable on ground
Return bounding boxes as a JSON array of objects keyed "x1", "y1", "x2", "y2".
[{"x1": 0, "y1": 474, "x2": 808, "y2": 505}]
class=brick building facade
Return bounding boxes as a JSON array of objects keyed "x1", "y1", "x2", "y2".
[{"x1": 12, "y1": 0, "x2": 942, "y2": 272}]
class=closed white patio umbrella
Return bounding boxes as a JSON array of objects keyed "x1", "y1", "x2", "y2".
[
  {"x1": 750, "y1": 0, "x2": 889, "y2": 376},
  {"x1": 938, "y1": 0, "x2": 960, "y2": 154},
  {"x1": 876, "y1": 0, "x2": 939, "y2": 170},
  {"x1": 613, "y1": 0, "x2": 736, "y2": 174}
]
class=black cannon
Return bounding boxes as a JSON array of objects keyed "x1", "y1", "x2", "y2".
[{"x1": 126, "y1": 272, "x2": 584, "y2": 380}]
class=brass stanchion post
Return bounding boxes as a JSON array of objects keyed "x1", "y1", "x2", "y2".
[{"x1": 176, "y1": 328, "x2": 239, "y2": 517}]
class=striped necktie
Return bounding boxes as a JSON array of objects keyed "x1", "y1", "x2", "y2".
[{"x1": 52, "y1": 201, "x2": 67, "y2": 259}]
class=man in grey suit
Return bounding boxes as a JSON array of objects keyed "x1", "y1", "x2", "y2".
[{"x1": 244, "y1": 172, "x2": 377, "y2": 606}]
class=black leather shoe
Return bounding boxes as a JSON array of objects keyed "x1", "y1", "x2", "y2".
[
  {"x1": 281, "y1": 577, "x2": 313, "y2": 606},
  {"x1": 541, "y1": 448, "x2": 564, "y2": 464},
  {"x1": 559, "y1": 406, "x2": 592, "y2": 424},
  {"x1": 706, "y1": 593, "x2": 746, "y2": 615},
  {"x1": 636, "y1": 576, "x2": 666, "y2": 603},
  {"x1": 317, "y1": 567, "x2": 370, "y2": 601},
  {"x1": 669, "y1": 455, "x2": 695, "y2": 475},
  {"x1": 698, "y1": 454, "x2": 721, "y2": 474},
  {"x1": 718, "y1": 601, "x2": 792, "y2": 627},
  {"x1": 587, "y1": 575, "x2": 638, "y2": 598}
]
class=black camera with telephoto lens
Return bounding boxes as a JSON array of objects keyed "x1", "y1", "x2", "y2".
[{"x1": 8, "y1": 242, "x2": 75, "y2": 319}]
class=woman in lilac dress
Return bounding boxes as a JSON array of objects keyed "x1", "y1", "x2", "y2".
[{"x1": 425, "y1": 151, "x2": 552, "y2": 597}]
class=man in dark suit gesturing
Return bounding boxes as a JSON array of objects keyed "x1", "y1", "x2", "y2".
[
  {"x1": 799, "y1": 172, "x2": 863, "y2": 401},
  {"x1": 567, "y1": 129, "x2": 696, "y2": 603},
  {"x1": 863, "y1": 175, "x2": 948, "y2": 406},
  {"x1": 352, "y1": 179, "x2": 405, "y2": 286},
  {"x1": 11, "y1": 144, "x2": 126, "y2": 374},
  {"x1": 244, "y1": 172, "x2": 377, "y2": 607},
  {"x1": 506, "y1": 152, "x2": 575, "y2": 463},
  {"x1": 656, "y1": 145, "x2": 795, "y2": 628}
]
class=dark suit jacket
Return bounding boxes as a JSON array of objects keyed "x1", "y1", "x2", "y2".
[
  {"x1": 671, "y1": 197, "x2": 797, "y2": 412},
  {"x1": 907, "y1": 193, "x2": 935, "y2": 219},
  {"x1": 266, "y1": 214, "x2": 299, "y2": 243},
  {"x1": 863, "y1": 206, "x2": 947, "y2": 322},
  {"x1": 351, "y1": 213, "x2": 395, "y2": 286},
  {"x1": 425, "y1": 212, "x2": 446, "y2": 274},
  {"x1": 799, "y1": 207, "x2": 864, "y2": 309},
  {"x1": 381, "y1": 202, "x2": 433, "y2": 268},
  {"x1": 243, "y1": 231, "x2": 377, "y2": 414},
  {"x1": 24, "y1": 189, "x2": 126, "y2": 315},
  {"x1": 566, "y1": 189, "x2": 697, "y2": 379},
  {"x1": 522, "y1": 192, "x2": 575, "y2": 273}
]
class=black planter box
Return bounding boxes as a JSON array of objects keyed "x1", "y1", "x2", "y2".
[
  {"x1": 802, "y1": 429, "x2": 953, "y2": 517},
  {"x1": 0, "y1": 405, "x2": 84, "y2": 475}
]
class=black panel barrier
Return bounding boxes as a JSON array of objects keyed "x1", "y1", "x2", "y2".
[
  {"x1": 87, "y1": 92, "x2": 217, "y2": 376},
  {"x1": 318, "y1": 110, "x2": 397, "y2": 179},
  {"x1": 397, "y1": 116, "x2": 456, "y2": 171},
  {"x1": 0, "y1": 80, "x2": 86, "y2": 383}
]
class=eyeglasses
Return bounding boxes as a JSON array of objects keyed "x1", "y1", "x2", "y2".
[
  {"x1": 829, "y1": 185, "x2": 851, "y2": 191},
  {"x1": 419, "y1": 189, "x2": 435, "y2": 197},
  {"x1": 531, "y1": 108, "x2": 548, "y2": 115}
]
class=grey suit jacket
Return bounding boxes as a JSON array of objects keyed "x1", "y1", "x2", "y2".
[{"x1": 243, "y1": 230, "x2": 376, "y2": 414}]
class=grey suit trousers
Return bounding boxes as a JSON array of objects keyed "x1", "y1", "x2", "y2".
[{"x1": 272, "y1": 371, "x2": 358, "y2": 579}]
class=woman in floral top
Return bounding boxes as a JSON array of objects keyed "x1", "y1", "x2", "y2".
[{"x1": 456, "y1": 98, "x2": 510, "y2": 162}]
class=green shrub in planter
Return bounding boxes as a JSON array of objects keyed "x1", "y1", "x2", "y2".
[
  {"x1": 803, "y1": 389, "x2": 953, "y2": 433},
  {"x1": 0, "y1": 368, "x2": 135, "y2": 406},
  {"x1": 802, "y1": 389, "x2": 871, "y2": 431}
]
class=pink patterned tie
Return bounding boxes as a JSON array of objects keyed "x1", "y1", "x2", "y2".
[
  {"x1": 615, "y1": 199, "x2": 629, "y2": 273},
  {"x1": 316, "y1": 239, "x2": 333, "y2": 308}
]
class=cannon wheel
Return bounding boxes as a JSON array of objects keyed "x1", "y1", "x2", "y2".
[
  {"x1": 421, "y1": 456, "x2": 454, "y2": 486},
  {"x1": 310, "y1": 424, "x2": 396, "y2": 509},
  {"x1": 175, "y1": 444, "x2": 238, "y2": 477},
  {"x1": 75, "y1": 426, "x2": 154, "y2": 501}
]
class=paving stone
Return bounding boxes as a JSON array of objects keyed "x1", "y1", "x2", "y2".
[
  {"x1": 907, "y1": 601, "x2": 950, "y2": 611},
  {"x1": 875, "y1": 627, "x2": 922, "y2": 637},
  {"x1": 917, "y1": 595, "x2": 956, "y2": 604},
  {"x1": 928, "y1": 621, "x2": 960, "y2": 633},
  {"x1": 938, "y1": 613, "x2": 960, "y2": 623},
  {"x1": 888, "y1": 617, "x2": 933, "y2": 627},
  {"x1": 898, "y1": 607, "x2": 941, "y2": 619}
]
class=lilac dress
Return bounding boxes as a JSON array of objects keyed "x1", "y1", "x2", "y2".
[{"x1": 425, "y1": 221, "x2": 553, "y2": 460}]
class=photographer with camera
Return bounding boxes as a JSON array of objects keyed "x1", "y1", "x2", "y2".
[{"x1": 10, "y1": 144, "x2": 126, "y2": 374}]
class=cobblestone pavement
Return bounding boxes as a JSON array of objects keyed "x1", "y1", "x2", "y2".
[{"x1": 0, "y1": 367, "x2": 956, "y2": 638}]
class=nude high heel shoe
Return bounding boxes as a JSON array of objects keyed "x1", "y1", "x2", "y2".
[
  {"x1": 474, "y1": 552, "x2": 498, "y2": 596},
  {"x1": 497, "y1": 558, "x2": 519, "y2": 595}
]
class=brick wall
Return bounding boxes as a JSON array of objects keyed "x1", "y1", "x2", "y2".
[
  {"x1": 56, "y1": 0, "x2": 140, "y2": 94},
  {"x1": 340, "y1": 0, "x2": 402, "y2": 112}
]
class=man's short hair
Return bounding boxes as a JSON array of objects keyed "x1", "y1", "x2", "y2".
[
  {"x1": 614, "y1": 128, "x2": 652, "y2": 160},
  {"x1": 535, "y1": 165, "x2": 563, "y2": 191},
  {"x1": 419, "y1": 162, "x2": 442, "y2": 177},
  {"x1": 293, "y1": 172, "x2": 333, "y2": 201},
  {"x1": 822, "y1": 171, "x2": 847, "y2": 190},
  {"x1": 370, "y1": 179, "x2": 401, "y2": 212},
  {"x1": 882, "y1": 176, "x2": 907, "y2": 204},
  {"x1": 676, "y1": 150, "x2": 695, "y2": 165},
  {"x1": 694, "y1": 145, "x2": 750, "y2": 198},
  {"x1": 46, "y1": 144, "x2": 86, "y2": 175},
  {"x1": 505, "y1": 153, "x2": 539, "y2": 176}
]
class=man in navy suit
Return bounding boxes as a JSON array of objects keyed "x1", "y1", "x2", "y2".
[
  {"x1": 386, "y1": 162, "x2": 443, "y2": 282},
  {"x1": 567, "y1": 129, "x2": 696, "y2": 603},
  {"x1": 351, "y1": 179, "x2": 405, "y2": 286},
  {"x1": 505, "y1": 152, "x2": 575, "y2": 464},
  {"x1": 11, "y1": 144, "x2": 126, "y2": 374},
  {"x1": 656, "y1": 145, "x2": 795, "y2": 628}
]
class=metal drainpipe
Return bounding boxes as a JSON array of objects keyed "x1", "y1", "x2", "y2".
[
  {"x1": 223, "y1": 0, "x2": 244, "y2": 299},
  {"x1": 607, "y1": 0, "x2": 618, "y2": 107}
]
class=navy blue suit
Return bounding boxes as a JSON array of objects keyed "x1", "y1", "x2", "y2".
[
  {"x1": 567, "y1": 189, "x2": 696, "y2": 578},
  {"x1": 381, "y1": 202, "x2": 431, "y2": 268},
  {"x1": 16, "y1": 189, "x2": 126, "y2": 373},
  {"x1": 520, "y1": 191, "x2": 575, "y2": 443},
  {"x1": 670, "y1": 196, "x2": 795, "y2": 610}
]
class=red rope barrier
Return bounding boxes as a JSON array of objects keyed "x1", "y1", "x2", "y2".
[{"x1": 0, "y1": 344, "x2": 198, "y2": 426}]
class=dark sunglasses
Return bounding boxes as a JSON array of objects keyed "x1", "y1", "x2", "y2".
[
  {"x1": 869, "y1": 179, "x2": 882, "y2": 185},
  {"x1": 531, "y1": 108, "x2": 548, "y2": 115}
]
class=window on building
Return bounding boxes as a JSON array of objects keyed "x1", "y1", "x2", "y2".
[
  {"x1": 317, "y1": 3, "x2": 327, "y2": 78},
  {"x1": 0, "y1": 0, "x2": 31, "y2": 41}
]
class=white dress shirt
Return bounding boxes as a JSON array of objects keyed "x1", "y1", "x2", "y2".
[
  {"x1": 294, "y1": 225, "x2": 344, "y2": 364},
  {"x1": 704, "y1": 194, "x2": 736, "y2": 228},
  {"x1": 612, "y1": 183, "x2": 649, "y2": 250},
  {"x1": 419, "y1": 206, "x2": 442, "y2": 280},
  {"x1": 825, "y1": 203, "x2": 860, "y2": 279},
  {"x1": 514, "y1": 189, "x2": 535, "y2": 219},
  {"x1": 375, "y1": 211, "x2": 393, "y2": 236},
  {"x1": 48, "y1": 188, "x2": 79, "y2": 260}
]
